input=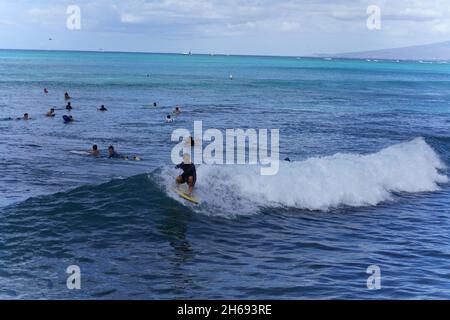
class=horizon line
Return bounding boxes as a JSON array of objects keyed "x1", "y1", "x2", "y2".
[
  {"x1": 0, "y1": 47, "x2": 447, "y2": 62},
  {"x1": 0, "y1": 47, "x2": 308, "y2": 59}
]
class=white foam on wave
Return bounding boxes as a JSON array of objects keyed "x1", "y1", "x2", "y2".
[{"x1": 159, "y1": 138, "x2": 448, "y2": 216}]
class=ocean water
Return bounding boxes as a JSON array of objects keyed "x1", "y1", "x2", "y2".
[{"x1": 0, "y1": 50, "x2": 449, "y2": 299}]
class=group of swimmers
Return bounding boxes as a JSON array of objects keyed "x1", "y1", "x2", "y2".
[
  {"x1": 87, "y1": 144, "x2": 141, "y2": 161},
  {"x1": 16, "y1": 91, "x2": 108, "y2": 123},
  {"x1": 16, "y1": 88, "x2": 196, "y2": 196},
  {"x1": 18, "y1": 89, "x2": 182, "y2": 124},
  {"x1": 166, "y1": 106, "x2": 182, "y2": 123}
]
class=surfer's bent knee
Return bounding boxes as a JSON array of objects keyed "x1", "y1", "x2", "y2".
[{"x1": 188, "y1": 176, "x2": 195, "y2": 186}]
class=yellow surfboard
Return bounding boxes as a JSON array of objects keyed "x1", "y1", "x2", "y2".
[{"x1": 173, "y1": 187, "x2": 200, "y2": 205}]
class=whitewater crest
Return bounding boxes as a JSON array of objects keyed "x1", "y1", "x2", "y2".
[{"x1": 160, "y1": 138, "x2": 448, "y2": 215}]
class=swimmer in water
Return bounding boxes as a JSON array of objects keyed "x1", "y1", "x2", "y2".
[
  {"x1": 91, "y1": 144, "x2": 100, "y2": 156},
  {"x1": 166, "y1": 115, "x2": 173, "y2": 123},
  {"x1": 99, "y1": 105, "x2": 108, "y2": 112},
  {"x1": 44, "y1": 88, "x2": 49, "y2": 94},
  {"x1": 63, "y1": 115, "x2": 74, "y2": 123},
  {"x1": 46, "y1": 108, "x2": 56, "y2": 117},
  {"x1": 173, "y1": 106, "x2": 182, "y2": 115},
  {"x1": 64, "y1": 92, "x2": 71, "y2": 100},
  {"x1": 153, "y1": 102, "x2": 157, "y2": 107},
  {"x1": 175, "y1": 154, "x2": 197, "y2": 196},
  {"x1": 66, "y1": 102, "x2": 73, "y2": 111}
]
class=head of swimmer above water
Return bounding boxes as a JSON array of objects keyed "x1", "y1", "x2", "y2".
[{"x1": 92, "y1": 144, "x2": 100, "y2": 155}]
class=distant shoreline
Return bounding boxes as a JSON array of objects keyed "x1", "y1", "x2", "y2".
[{"x1": 321, "y1": 41, "x2": 450, "y2": 62}]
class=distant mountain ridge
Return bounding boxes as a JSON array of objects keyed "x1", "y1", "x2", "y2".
[{"x1": 322, "y1": 41, "x2": 450, "y2": 61}]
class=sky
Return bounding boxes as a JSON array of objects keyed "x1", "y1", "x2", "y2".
[{"x1": 0, "y1": 0, "x2": 449, "y2": 56}]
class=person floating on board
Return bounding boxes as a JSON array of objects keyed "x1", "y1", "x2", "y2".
[
  {"x1": 173, "y1": 106, "x2": 182, "y2": 115},
  {"x1": 175, "y1": 154, "x2": 197, "y2": 196},
  {"x1": 66, "y1": 102, "x2": 73, "y2": 111},
  {"x1": 99, "y1": 105, "x2": 108, "y2": 112},
  {"x1": 64, "y1": 92, "x2": 71, "y2": 100},
  {"x1": 46, "y1": 108, "x2": 55, "y2": 117},
  {"x1": 91, "y1": 144, "x2": 100, "y2": 156},
  {"x1": 108, "y1": 145, "x2": 122, "y2": 159},
  {"x1": 166, "y1": 115, "x2": 173, "y2": 123},
  {"x1": 108, "y1": 145, "x2": 141, "y2": 161},
  {"x1": 17, "y1": 113, "x2": 30, "y2": 120},
  {"x1": 63, "y1": 115, "x2": 74, "y2": 123}
]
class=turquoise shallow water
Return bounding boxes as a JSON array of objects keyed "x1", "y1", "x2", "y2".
[{"x1": 0, "y1": 50, "x2": 449, "y2": 299}]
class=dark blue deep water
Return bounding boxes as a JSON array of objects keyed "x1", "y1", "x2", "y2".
[{"x1": 0, "y1": 50, "x2": 449, "y2": 299}]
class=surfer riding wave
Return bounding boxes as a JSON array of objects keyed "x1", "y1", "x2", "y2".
[{"x1": 175, "y1": 154, "x2": 197, "y2": 196}]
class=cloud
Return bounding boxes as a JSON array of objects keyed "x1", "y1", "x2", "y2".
[
  {"x1": 280, "y1": 21, "x2": 301, "y2": 32},
  {"x1": 27, "y1": 6, "x2": 65, "y2": 22},
  {"x1": 432, "y1": 22, "x2": 450, "y2": 34},
  {"x1": 120, "y1": 13, "x2": 144, "y2": 24},
  {"x1": 331, "y1": 5, "x2": 444, "y2": 22},
  {"x1": 384, "y1": 8, "x2": 443, "y2": 22},
  {"x1": 0, "y1": 19, "x2": 14, "y2": 26}
]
